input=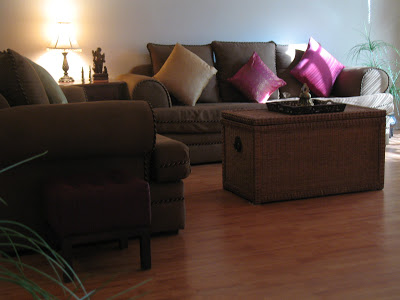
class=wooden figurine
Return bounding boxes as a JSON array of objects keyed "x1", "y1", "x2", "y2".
[{"x1": 298, "y1": 83, "x2": 314, "y2": 106}]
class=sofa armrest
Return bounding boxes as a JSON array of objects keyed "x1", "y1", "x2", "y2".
[
  {"x1": 0, "y1": 101, "x2": 155, "y2": 167},
  {"x1": 59, "y1": 85, "x2": 87, "y2": 103},
  {"x1": 0, "y1": 93, "x2": 10, "y2": 109},
  {"x1": 117, "y1": 73, "x2": 171, "y2": 108},
  {"x1": 332, "y1": 67, "x2": 389, "y2": 97},
  {"x1": 129, "y1": 64, "x2": 153, "y2": 76},
  {"x1": 151, "y1": 134, "x2": 191, "y2": 183}
]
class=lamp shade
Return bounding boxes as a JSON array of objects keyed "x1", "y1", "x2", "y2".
[{"x1": 48, "y1": 22, "x2": 81, "y2": 51}]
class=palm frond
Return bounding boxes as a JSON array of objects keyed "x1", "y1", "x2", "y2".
[
  {"x1": 349, "y1": 25, "x2": 400, "y2": 114},
  {"x1": 0, "y1": 151, "x2": 48, "y2": 175}
]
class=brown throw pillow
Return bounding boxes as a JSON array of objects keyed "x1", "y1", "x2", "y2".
[
  {"x1": 0, "y1": 49, "x2": 49, "y2": 106},
  {"x1": 154, "y1": 43, "x2": 217, "y2": 106}
]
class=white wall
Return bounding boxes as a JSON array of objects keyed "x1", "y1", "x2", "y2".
[{"x1": 0, "y1": 0, "x2": 395, "y2": 82}]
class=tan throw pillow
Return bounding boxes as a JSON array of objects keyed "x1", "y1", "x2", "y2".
[
  {"x1": 147, "y1": 43, "x2": 220, "y2": 103},
  {"x1": 153, "y1": 43, "x2": 217, "y2": 106}
]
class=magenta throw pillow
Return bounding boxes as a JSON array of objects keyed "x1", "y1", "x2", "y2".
[
  {"x1": 290, "y1": 37, "x2": 344, "y2": 97},
  {"x1": 228, "y1": 52, "x2": 286, "y2": 103}
]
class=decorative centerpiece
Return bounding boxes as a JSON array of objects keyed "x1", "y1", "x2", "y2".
[
  {"x1": 92, "y1": 47, "x2": 109, "y2": 82},
  {"x1": 266, "y1": 83, "x2": 346, "y2": 115}
]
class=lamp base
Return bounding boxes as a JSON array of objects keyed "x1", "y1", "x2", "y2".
[{"x1": 59, "y1": 75, "x2": 74, "y2": 83}]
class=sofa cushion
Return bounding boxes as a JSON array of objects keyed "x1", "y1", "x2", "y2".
[
  {"x1": 0, "y1": 49, "x2": 49, "y2": 106},
  {"x1": 212, "y1": 41, "x2": 278, "y2": 102},
  {"x1": 276, "y1": 44, "x2": 307, "y2": 98},
  {"x1": 154, "y1": 43, "x2": 217, "y2": 106},
  {"x1": 147, "y1": 43, "x2": 220, "y2": 103},
  {"x1": 27, "y1": 59, "x2": 68, "y2": 104},
  {"x1": 154, "y1": 102, "x2": 266, "y2": 134},
  {"x1": 228, "y1": 52, "x2": 286, "y2": 103},
  {"x1": 290, "y1": 37, "x2": 345, "y2": 97}
]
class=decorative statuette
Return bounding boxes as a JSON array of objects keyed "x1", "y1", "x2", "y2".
[
  {"x1": 92, "y1": 47, "x2": 109, "y2": 82},
  {"x1": 298, "y1": 83, "x2": 314, "y2": 106}
]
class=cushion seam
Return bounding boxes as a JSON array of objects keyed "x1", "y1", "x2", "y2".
[{"x1": 7, "y1": 49, "x2": 30, "y2": 105}]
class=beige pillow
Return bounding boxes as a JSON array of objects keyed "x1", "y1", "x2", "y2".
[{"x1": 153, "y1": 43, "x2": 217, "y2": 106}]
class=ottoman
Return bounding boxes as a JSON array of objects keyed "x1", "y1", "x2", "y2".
[
  {"x1": 44, "y1": 171, "x2": 151, "y2": 282},
  {"x1": 222, "y1": 105, "x2": 386, "y2": 204}
]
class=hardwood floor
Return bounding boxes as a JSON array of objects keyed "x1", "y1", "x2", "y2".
[{"x1": 2, "y1": 134, "x2": 400, "y2": 299}]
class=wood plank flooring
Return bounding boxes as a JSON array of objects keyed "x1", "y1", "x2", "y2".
[{"x1": 1, "y1": 135, "x2": 400, "y2": 299}]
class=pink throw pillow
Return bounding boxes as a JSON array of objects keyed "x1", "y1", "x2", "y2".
[
  {"x1": 228, "y1": 52, "x2": 286, "y2": 103},
  {"x1": 290, "y1": 37, "x2": 344, "y2": 97}
]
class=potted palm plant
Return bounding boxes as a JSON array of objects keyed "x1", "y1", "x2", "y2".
[{"x1": 349, "y1": 26, "x2": 400, "y2": 131}]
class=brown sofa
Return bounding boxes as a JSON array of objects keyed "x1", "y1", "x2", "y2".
[
  {"x1": 0, "y1": 49, "x2": 190, "y2": 243},
  {"x1": 0, "y1": 101, "x2": 191, "y2": 237},
  {"x1": 118, "y1": 41, "x2": 394, "y2": 164}
]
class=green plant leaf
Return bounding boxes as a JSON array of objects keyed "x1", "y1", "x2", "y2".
[
  {"x1": 0, "y1": 151, "x2": 48, "y2": 175},
  {"x1": 348, "y1": 24, "x2": 400, "y2": 114}
]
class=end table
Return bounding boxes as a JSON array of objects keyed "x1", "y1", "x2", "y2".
[{"x1": 74, "y1": 81, "x2": 130, "y2": 101}]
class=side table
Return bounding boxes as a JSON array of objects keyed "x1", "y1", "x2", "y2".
[{"x1": 74, "y1": 81, "x2": 130, "y2": 101}]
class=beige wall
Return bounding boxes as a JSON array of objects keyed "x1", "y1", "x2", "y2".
[{"x1": 0, "y1": 0, "x2": 395, "y2": 83}]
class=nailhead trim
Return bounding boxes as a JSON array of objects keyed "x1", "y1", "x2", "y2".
[
  {"x1": 152, "y1": 197, "x2": 184, "y2": 204},
  {"x1": 159, "y1": 160, "x2": 189, "y2": 168}
]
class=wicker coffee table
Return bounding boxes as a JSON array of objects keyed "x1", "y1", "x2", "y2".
[{"x1": 221, "y1": 105, "x2": 386, "y2": 204}]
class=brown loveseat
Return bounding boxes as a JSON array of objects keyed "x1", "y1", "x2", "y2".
[
  {"x1": 0, "y1": 49, "x2": 190, "y2": 243},
  {"x1": 118, "y1": 41, "x2": 394, "y2": 164}
]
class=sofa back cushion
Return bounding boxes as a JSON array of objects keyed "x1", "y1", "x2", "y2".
[
  {"x1": 211, "y1": 41, "x2": 278, "y2": 102},
  {"x1": 27, "y1": 59, "x2": 68, "y2": 104},
  {"x1": 0, "y1": 49, "x2": 49, "y2": 106},
  {"x1": 147, "y1": 43, "x2": 220, "y2": 103},
  {"x1": 276, "y1": 44, "x2": 307, "y2": 99}
]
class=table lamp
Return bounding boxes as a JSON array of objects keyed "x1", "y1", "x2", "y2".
[{"x1": 47, "y1": 22, "x2": 82, "y2": 83}]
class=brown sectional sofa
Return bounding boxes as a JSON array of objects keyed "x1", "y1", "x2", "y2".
[{"x1": 118, "y1": 41, "x2": 394, "y2": 164}]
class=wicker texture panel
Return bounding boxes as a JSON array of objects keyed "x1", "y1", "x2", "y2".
[{"x1": 222, "y1": 106, "x2": 385, "y2": 204}]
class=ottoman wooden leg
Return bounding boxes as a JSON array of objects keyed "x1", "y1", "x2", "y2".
[
  {"x1": 139, "y1": 231, "x2": 151, "y2": 270},
  {"x1": 119, "y1": 237, "x2": 128, "y2": 249}
]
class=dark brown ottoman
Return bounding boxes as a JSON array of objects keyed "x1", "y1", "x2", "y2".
[
  {"x1": 222, "y1": 105, "x2": 386, "y2": 204},
  {"x1": 44, "y1": 171, "x2": 151, "y2": 282}
]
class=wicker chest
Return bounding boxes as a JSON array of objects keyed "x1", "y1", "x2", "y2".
[{"x1": 221, "y1": 105, "x2": 386, "y2": 204}]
